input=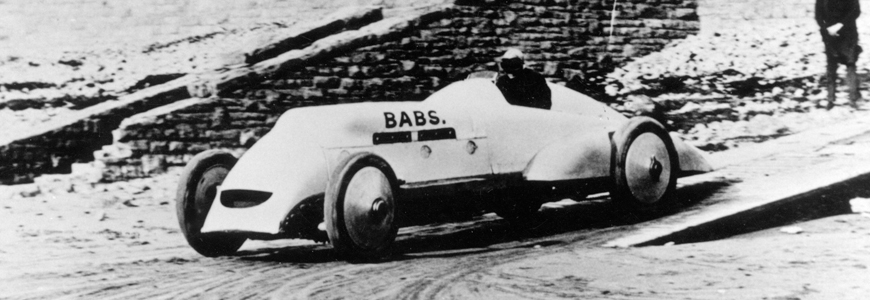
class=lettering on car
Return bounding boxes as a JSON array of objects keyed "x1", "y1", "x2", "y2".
[
  {"x1": 384, "y1": 110, "x2": 444, "y2": 128},
  {"x1": 374, "y1": 110, "x2": 454, "y2": 145}
]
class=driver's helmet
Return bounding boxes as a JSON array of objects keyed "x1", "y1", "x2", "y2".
[{"x1": 498, "y1": 48, "x2": 524, "y2": 73}]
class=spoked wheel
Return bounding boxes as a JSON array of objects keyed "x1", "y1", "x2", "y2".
[
  {"x1": 176, "y1": 150, "x2": 246, "y2": 257},
  {"x1": 612, "y1": 117, "x2": 679, "y2": 213},
  {"x1": 325, "y1": 153, "x2": 399, "y2": 261}
]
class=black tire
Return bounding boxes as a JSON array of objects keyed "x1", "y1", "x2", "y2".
[
  {"x1": 324, "y1": 153, "x2": 399, "y2": 261},
  {"x1": 611, "y1": 117, "x2": 679, "y2": 213},
  {"x1": 176, "y1": 149, "x2": 246, "y2": 257}
]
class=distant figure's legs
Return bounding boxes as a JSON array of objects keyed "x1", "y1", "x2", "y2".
[
  {"x1": 826, "y1": 54, "x2": 839, "y2": 108},
  {"x1": 846, "y1": 63, "x2": 861, "y2": 107}
]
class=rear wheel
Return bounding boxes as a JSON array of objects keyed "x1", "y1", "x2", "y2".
[
  {"x1": 176, "y1": 150, "x2": 246, "y2": 257},
  {"x1": 325, "y1": 153, "x2": 399, "y2": 261},
  {"x1": 611, "y1": 117, "x2": 679, "y2": 213}
]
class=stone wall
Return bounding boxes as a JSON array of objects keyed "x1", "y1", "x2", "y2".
[
  {"x1": 0, "y1": 79, "x2": 194, "y2": 184},
  {"x1": 111, "y1": 0, "x2": 701, "y2": 181}
]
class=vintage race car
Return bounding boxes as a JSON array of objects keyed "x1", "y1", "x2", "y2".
[{"x1": 176, "y1": 76, "x2": 714, "y2": 260}]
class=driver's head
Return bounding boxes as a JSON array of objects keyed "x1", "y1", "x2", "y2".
[{"x1": 499, "y1": 48, "x2": 524, "y2": 74}]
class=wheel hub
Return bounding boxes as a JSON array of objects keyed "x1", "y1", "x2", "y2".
[
  {"x1": 370, "y1": 198, "x2": 389, "y2": 221},
  {"x1": 649, "y1": 156, "x2": 663, "y2": 182}
]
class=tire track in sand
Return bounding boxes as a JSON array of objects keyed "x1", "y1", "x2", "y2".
[{"x1": 6, "y1": 200, "x2": 646, "y2": 300}]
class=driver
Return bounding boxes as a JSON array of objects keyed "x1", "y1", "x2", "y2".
[{"x1": 495, "y1": 48, "x2": 552, "y2": 110}]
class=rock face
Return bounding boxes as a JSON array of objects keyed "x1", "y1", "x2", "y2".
[{"x1": 0, "y1": 0, "x2": 700, "y2": 184}]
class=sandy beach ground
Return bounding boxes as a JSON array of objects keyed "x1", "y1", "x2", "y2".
[{"x1": 1, "y1": 166, "x2": 868, "y2": 299}]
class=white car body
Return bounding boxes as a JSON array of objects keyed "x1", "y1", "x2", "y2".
[{"x1": 199, "y1": 78, "x2": 713, "y2": 239}]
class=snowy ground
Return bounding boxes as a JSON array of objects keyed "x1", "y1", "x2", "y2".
[{"x1": 606, "y1": 17, "x2": 870, "y2": 151}]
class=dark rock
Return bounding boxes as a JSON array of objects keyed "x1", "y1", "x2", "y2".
[
  {"x1": 728, "y1": 77, "x2": 765, "y2": 98},
  {"x1": 125, "y1": 74, "x2": 186, "y2": 93},
  {"x1": 58, "y1": 59, "x2": 83, "y2": 67},
  {"x1": 0, "y1": 82, "x2": 56, "y2": 91},
  {"x1": 5, "y1": 99, "x2": 46, "y2": 111},
  {"x1": 60, "y1": 94, "x2": 119, "y2": 110}
]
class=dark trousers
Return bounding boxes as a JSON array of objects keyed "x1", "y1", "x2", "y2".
[
  {"x1": 826, "y1": 55, "x2": 861, "y2": 105},
  {"x1": 823, "y1": 30, "x2": 862, "y2": 106}
]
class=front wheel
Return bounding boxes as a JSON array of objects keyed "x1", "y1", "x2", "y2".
[
  {"x1": 611, "y1": 117, "x2": 679, "y2": 213},
  {"x1": 324, "y1": 153, "x2": 399, "y2": 261},
  {"x1": 176, "y1": 150, "x2": 246, "y2": 257}
]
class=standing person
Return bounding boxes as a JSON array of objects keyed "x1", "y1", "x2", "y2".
[
  {"x1": 816, "y1": 0, "x2": 863, "y2": 108},
  {"x1": 495, "y1": 48, "x2": 551, "y2": 110}
]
